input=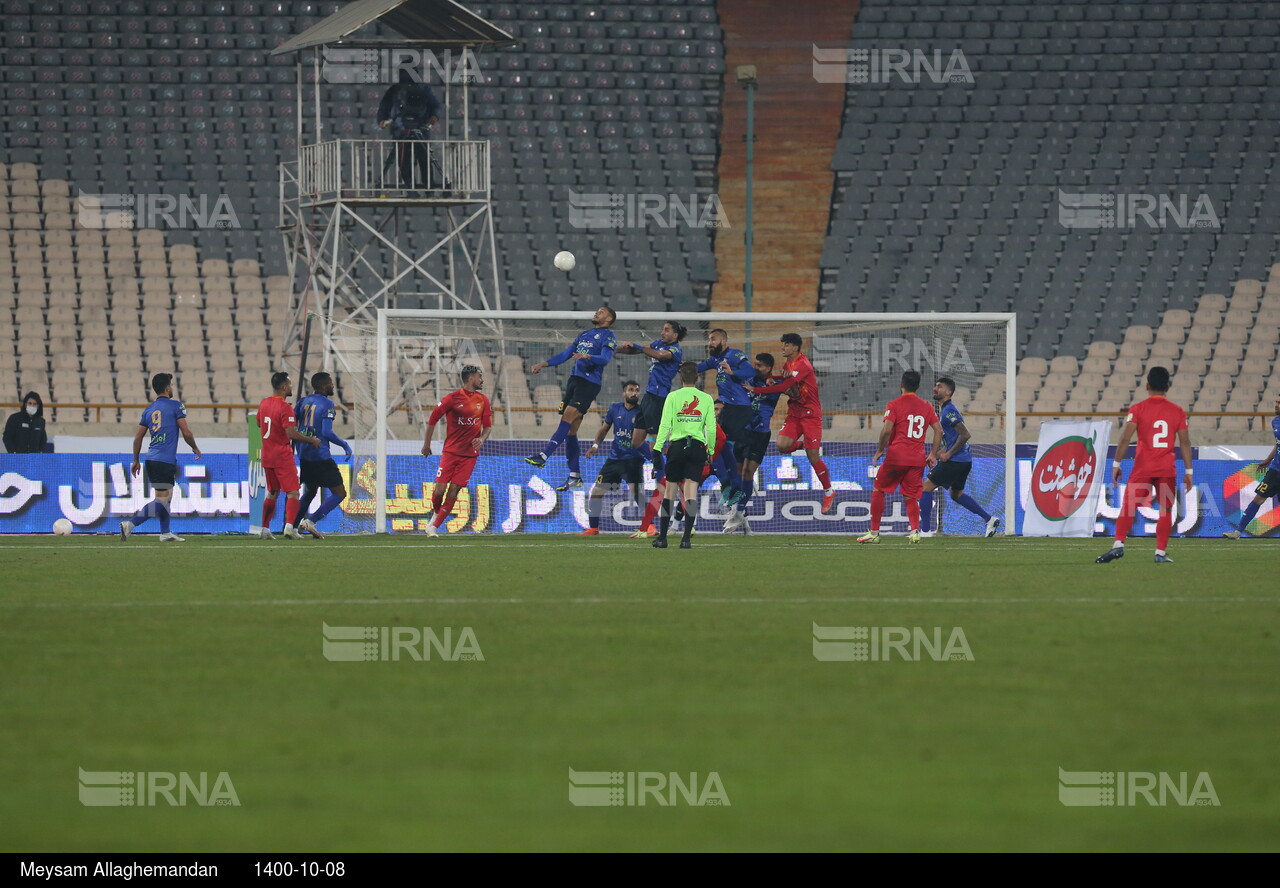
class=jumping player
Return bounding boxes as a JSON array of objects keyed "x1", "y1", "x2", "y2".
[
  {"x1": 1224, "y1": 394, "x2": 1280, "y2": 539},
  {"x1": 744, "y1": 333, "x2": 834, "y2": 512}
]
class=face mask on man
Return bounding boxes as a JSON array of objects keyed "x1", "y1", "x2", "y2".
[{"x1": 26, "y1": 405, "x2": 37, "y2": 416}]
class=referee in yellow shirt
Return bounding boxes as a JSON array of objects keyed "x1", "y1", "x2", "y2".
[{"x1": 652, "y1": 361, "x2": 717, "y2": 549}]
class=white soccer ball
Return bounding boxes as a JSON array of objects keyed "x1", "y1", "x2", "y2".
[
  {"x1": 52, "y1": 518, "x2": 73, "y2": 536},
  {"x1": 553, "y1": 250, "x2": 576, "y2": 272}
]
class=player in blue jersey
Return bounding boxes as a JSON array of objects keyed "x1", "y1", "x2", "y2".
[
  {"x1": 616, "y1": 320, "x2": 687, "y2": 469},
  {"x1": 120, "y1": 373, "x2": 202, "y2": 542},
  {"x1": 920, "y1": 376, "x2": 1000, "y2": 537},
  {"x1": 1224, "y1": 394, "x2": 1280, "y2": 538},
  {"x1": 695, "y1": 328, "x2": 750, "y2": 498},
  {"x1": 723, "y1": 353, "x2": 781, "y2": 534},
  {"x1": 293, "y1": 372, "x2": 354, "y2": 540},
  {"x1": 581, "y1": 381, "x2": 645, "y2": 535},
  {"x1": 526, "y1": 306, "x2": 618, "y2": 491}
]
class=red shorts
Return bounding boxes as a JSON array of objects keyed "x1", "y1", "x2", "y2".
[
  {"x1": 780, "y1": 411, "x2": 823, "y2": 449},
  {"x1": 1121, "y1": 475, "x2": 1176, "y2": 514},
  {"x1": 264, "y1": 463, "x2": 300, "y2": 494},
  {"x1": 873, "y1": 462, "x2": 924, "y2": 499},
  {"x1": 436, "y1": 452, "x2": 479, "y2": 488}
]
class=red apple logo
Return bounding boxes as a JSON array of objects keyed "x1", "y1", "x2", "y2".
[{"x1": 1031, "y1": 434, "x2": 1099, "y2": 520}]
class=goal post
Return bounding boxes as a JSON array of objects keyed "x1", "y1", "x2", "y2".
[{"x1": 329, "y1": 309, "x2": 1016, "y2": 535}]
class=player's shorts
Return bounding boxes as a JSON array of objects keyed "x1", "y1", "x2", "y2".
[
  {"x1": 435, "y1": 452, "x2": 479, "y2": 488},
  {"x1": 1120, "y1": 475, "x2": 1176, "y2": 513},
  {"x1": 264, "y1": 463, "x2": 301, "y2": 494},
  {"x1": 300, "y1": 458, "x2": 343, "y2": 490},
  {"x1": 779, "y1": 411, "x2": 823, "y2": 449},
  {"x1": 874, "y1": 462, "x2": 924, "y2": 499},
  {"x1": 636, "y1": 392, "x2": 665, "y2": 433},
  {"x1": 928, "y1": 459, "x2": 973, "y2": 492},
  {"x1": 144, "y1": 460, "x2": 177, "y2": 491},
  {"x1": 664, "y1": 437, "x2": 709, "y2": 484},
  {"x1": 559, "y1": 376, "x2": 601, "y2": 415},
  {"x1": 597, "y1": 457, "x2": 644, "y2": 487},
  {"x1": 717, "y1": 403, "x2": 754, "y2": 445},
  {"x1": 735, "y1": 429, "x2": 771, "y2": 464},
  {"x1": 1256, "y1": 467, "x2": 1280, "y2": 499}
]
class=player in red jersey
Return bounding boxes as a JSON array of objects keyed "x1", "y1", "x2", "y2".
[
  {"x1": 860, "y1": 370, "x2": 942, "y2": 544},
  {"x1": 421, "y1": 365, "x2": 493, "y2": 538},
  {"x1": 257, "y1": 372, "x2": 322, "y2": 541},
  {"x1": 1097, "y1": 366, "x2": 1193, "y2": 564},
  {"x1": 746, "y1": 333, "x2": 835, "y2": 512}
]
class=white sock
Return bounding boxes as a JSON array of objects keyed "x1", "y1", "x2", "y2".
[
  {"x1": 285, "y1": 523, "x2": 294, "y2": 531},
  {"x1": 1113, "y1": 540, "x2": 1124, "y2": 549},
  {"x1": 1155, "y1": 548, "x2": 1165, "y2": 556}
]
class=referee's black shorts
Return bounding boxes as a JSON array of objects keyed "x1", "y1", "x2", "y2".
[{"x1": 664, "y1": 437, "x2": 709, "y2": 484}]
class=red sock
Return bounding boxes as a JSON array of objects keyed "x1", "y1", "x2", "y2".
[
  {"x1": 641, "y1": 477, "x2": 666, "y2": 529},
  {"x1": 285, "y1": 497, "x2": 300, "y2": 527},
  {"x1": 870, "y1": 491, "x2": 885, "y2": 532},
  {"x1": 1115, "y1": 483, "x2": 1137, "y2": 543},
  {"x1": 262, "y1": 497, "x2": 277, "y2": 528},
  {"x1": 906, "y1": 497, "x2": 920, "y2": 531},
  {"x1": 812, "y1": 458, "x2": 831, "y2": 491},
  {"x1": 433, "y1": 495, "x2": 459, "y2": 528}
]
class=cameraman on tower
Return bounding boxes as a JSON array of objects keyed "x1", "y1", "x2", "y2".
[{"x1": 378, "y1": 69, "x2": 444, "y2": 190}]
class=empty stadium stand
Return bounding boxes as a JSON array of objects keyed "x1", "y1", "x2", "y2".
[
  {"x1": 2, "y1": 0, "x2": 726, "y2": 430},
  {"x1": 821, "y1": 0, "x2": 1280, "y2": 429}
]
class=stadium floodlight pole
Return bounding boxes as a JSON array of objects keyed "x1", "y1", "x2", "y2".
[{"x1": 737, "y1": 65, "x2": 758, "y2": 348}]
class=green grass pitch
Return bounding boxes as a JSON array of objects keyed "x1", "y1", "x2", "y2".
[{"x1": 1, "y1": 533, "x2": 1276, "y2": 852}]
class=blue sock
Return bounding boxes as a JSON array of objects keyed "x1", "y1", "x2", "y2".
[
  {"x1": 920, "y1": 491, "x2": 935, "y2": 533},
  {"x1": 156, "y1": 500, "x2": 171, "y2": 534},
  {"x1": 297, "y1": 486, "x2": 318, "y2": 519},
  {"x1": 311, "y1": 491, "x2": 345, "y2": 523},
  {"x1": 566, "y1": 435, "x2": 581, "y2": 475},
  {"x1": 1239, "y1": 499, "x2": 1262, "y2": 532},
  {"x1": 954, "y1": 492, "x2": 990, "y2": 522},
  {"x1": 739, "y1": 476, "x2": 754, "y2": 508},
  {"x1": 129, "y1": 499, "x2": 161, "y2": 528},
  {"x1": 714, "y1": 450, "x2": 742, "y2": 488},
  {"x1": 542, "y1": 420, "x2": 571, "y2": 458}
]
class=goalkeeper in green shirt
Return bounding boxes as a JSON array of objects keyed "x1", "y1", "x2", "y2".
[{"x1": 652, "y1": 361, "x2": 717, "y2": 549}]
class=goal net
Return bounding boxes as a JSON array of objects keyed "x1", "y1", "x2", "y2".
[{"x1": 323, "y1": 310, "x2": 1015, "y2": 535}]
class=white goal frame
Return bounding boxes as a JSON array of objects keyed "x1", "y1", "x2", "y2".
[{"x1": 373, "y1": 309, "x2": 1017, "y2": 532}]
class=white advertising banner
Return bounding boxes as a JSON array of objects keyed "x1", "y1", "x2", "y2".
[{"x1": 1023, "y1": 419, "x2": 1114, "y2": 537}]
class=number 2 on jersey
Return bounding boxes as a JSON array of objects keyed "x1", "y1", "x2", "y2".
[{"x1": 1151, "y1": 419, "x2": 1168, "y2": 448}]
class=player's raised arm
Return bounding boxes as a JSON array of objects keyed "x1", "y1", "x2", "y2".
[
  {"x1": 176, "y1": 416, "x2": 202, "y2": 460},
  {"x1": 1112, "y1": 419, "x2": 1137, "y2": 484},
  {"x1": 1177, "y1": 426, "x2": 1194, "y2": 492}
]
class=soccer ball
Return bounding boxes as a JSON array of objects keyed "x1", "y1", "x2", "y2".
[
  {"x1": 52, "y1": 518, "x2": 73, "y2": 536},
  {"x1": 553, "y1": 250, "x2": 576, "y2": 272}
]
